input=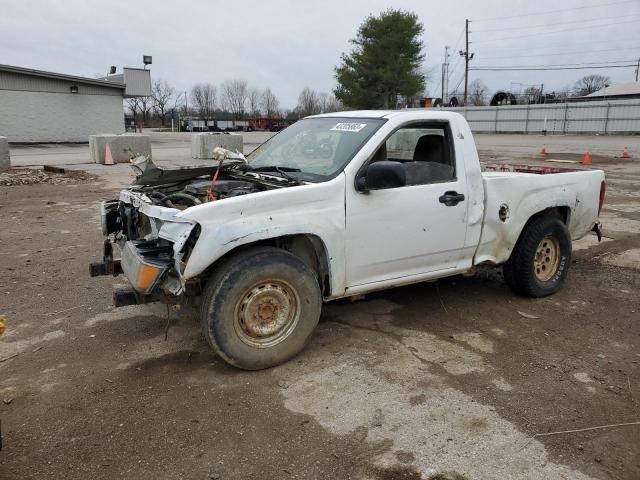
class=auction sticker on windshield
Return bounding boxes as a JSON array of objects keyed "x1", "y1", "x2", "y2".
[{"x1": 331, "y1": 122, "x2": 367, "y2": 132}]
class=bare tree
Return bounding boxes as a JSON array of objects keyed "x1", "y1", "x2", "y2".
[
  {"x1": 298, "y1": 87, "x2": 321, "y2": 116},
  {"x1": 468, "y1": 79, "x2": 489, "y2": 106},
  {"x1": 324, "y1": 93, "x2": 343, "y2": 113},
  {"x1": 221, "y1": 79, "x2": 248, "y2": 124},
  {"x1": 151, "y1": 79, "x2": 174, "y2": 126},
  {"x1": 138, "y1": 96, "x2": 153, "y2": 124},
  {"x1": 554, "y1": 85, "x2": 572, "y2": 101},
  {"x1": 573, "y1": 74, "x2": 610, "y2": 96},
  {"x1": 125, "y1": 98, "x2": 141, "y2": 130},
  {"x1": 126, "y1": 98, "x2": 140, "y2": 119},
  {"x1": 314, "y1": 92, "x2": 343, "y2": 113},
  {"x1": 247, "y1": 87, "x2": 261, "y2": 118},
  {"x1": 261, "y1": 88, "x2": 280, "y2": 119},
  {"x1": 190, "y1": 83, "x2": 216, "y2": 121},
  {"x1": 317, "y1": 92, "x2": 329, "y2": 113}
]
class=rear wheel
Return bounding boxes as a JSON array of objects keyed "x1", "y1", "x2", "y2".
[
  {"x1": 200, "y1": 247, "x2": 322, "y2": 370},
  {"x1": 503, "y1": 215, "x2": 572, "y2": 297}
]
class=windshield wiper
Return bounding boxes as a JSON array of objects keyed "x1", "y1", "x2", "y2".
[
  {"x1": 249, "y1": 166, "x2": 301, "y2": 172},
  {"x1": 247, "y1": 165, "x2": 301, "y2": 184}
]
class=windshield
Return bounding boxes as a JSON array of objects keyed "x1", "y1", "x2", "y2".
[{"x1": 246, "y1": 117, "x2": 385, "y2": 181}]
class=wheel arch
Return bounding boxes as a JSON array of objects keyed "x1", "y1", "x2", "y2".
[
  {"x1": 199, "y1": 233, "x2": 332, "y2": 298},
  {"x1": 527, "y1": 205, "x2": 570, "y2": 225},
  {"x1": 507, "y1": 205, "x2": 571, "y2": 262}
]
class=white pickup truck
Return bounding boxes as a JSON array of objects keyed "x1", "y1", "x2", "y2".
[{"x1": 91, "y1": 111, "x2": 606, "y2": 369}]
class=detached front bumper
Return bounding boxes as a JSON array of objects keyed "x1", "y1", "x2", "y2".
[
  {"x1": 90, "y1": 238, "x2": 173, "y2": 306},
  {"x1": 90, "y1": 195, "x2": 199, "y2": 307},
  {"x1": 120, "y1": 240, "x2": 173, "y2": 294}
]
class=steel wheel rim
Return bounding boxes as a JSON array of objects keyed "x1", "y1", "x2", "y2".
[
  {"x1": 534, "y1": 235, "x2": 560, "y2": 282},
  {"x1": 234, "y1": 279, "x2": 300, "y2": 348}
]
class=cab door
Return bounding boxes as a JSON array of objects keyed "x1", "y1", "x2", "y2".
[{"x1": 345, "y1": 122, "x2": 469, "y2": 288}]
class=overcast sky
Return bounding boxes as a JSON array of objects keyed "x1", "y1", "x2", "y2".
[{"x1": 1, "y1": 0, "x2": 638, "y2": 108}]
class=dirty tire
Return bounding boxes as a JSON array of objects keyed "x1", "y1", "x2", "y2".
[
  {"x1": 200, "y1": 246, "x2": 322, "y2": 370},
  {"x1": 503, "y1": 215, "x2": 571, "y2": 297}
]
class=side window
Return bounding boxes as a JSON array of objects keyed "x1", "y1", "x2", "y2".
[{"x1": 372, "y1": 124, "x2": 455, "y2": 185}]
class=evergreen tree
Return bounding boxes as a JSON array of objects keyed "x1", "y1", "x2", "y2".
[{"x1": 334, "y1": 9, "x2": 425, "y2": 109}]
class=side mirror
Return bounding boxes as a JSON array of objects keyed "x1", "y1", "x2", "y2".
[{"x1": 357, "y1": 161, "x2": 406, "y2": 191}]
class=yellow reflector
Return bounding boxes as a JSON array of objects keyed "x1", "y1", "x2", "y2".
[{"x1": 137, "y1": 264, "x2": 162, "y2": 291}]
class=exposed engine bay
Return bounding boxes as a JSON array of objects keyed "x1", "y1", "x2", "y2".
[
  {"x1": 128, "y1": 152, "x2": 298, "y2": 210},
  {"x1": 141, "y1": 178, "x2": 262, "y2": 208}
]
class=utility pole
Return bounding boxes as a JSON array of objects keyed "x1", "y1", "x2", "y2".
[
  {"x1": 441, "y1": 46, "x2": 450, "y2": 104},
  {"x1": 459, "y1": 19, "x2": 474, "y2": 106},
  {"x1": 441, "y1": 65, "x2": 445, "y2": 104},
  {"x1": 445, "y1": 47, "x2": 450, "y2": 104},
  {"x1": 184, "y1": 91, "x2": 188, "y2": 132},
  {"x1": 464, "y1": 19, "x2": 469, "y2": 105},
  {"x1": 636, "y1": 57, "x2": 640, "y2": 81}
]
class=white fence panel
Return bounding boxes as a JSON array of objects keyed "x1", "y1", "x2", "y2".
[{"x1": 437, "y1": 99, "x2": 640, "y2": 134}]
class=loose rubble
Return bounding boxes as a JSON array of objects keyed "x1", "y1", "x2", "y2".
[{"x1": 0, "y1": 168, "x2": 92, "y2": 186}]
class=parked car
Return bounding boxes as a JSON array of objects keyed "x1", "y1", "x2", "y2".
[{"x1": 91, "y1": 110, "x2": 605, "y2": 370}]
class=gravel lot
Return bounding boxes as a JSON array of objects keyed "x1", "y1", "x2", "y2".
[{"x1": 1, "y1": 134, "x2": 639, "y2": 480}]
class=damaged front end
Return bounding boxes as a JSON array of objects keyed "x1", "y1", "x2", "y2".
[
  {"x1": 90, "y1": 192, "x2": 199, "y2": 307},
  {"x1": 90, "y1": 154, "x2": 294, "y2": 307}
]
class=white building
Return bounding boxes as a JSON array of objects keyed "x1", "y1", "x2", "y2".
[{"x1": 0, "y1": 64, "x2": 150, "y2": 143}]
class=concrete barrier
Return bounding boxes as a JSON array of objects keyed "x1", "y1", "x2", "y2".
[
  {"x1": 191, "y1": 132, "x2": 243, "y2": 159},
  {"x1": 0, "y1": 136, "x2": 9, "y2": 170},
  {"x1": 89, "y1": 134, "x2": 151, "y2": 164}
]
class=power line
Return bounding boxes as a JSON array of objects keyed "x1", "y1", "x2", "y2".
[
  {"x1": 443, "y1": 27, "x2": 466, "y2": 80},
  {"x1": 450, "y1": 73, "x2": 465, "y2": 95},
  {"x1": 448, "y1": 55, "x2": 464, "y2": 80},
  {"x1": 477, "y1": 43, "x2": 640, "y2": 55},
  {"x1": 474, "y1": 59, "x2": 636, "y2": 68},
  {"x1": 472, "y1": 19, "x2": 639, "y2": 43},
  {"x1": 471, "y1": 64, "x2": 637, "y2": 71},
  {"x1": 473, "y1": 13, "x2": 640, "y2": 32},
  {"x1": 477, "y1": 45, "x2": 640, "y2": 60},
  {"x1": 473, "y1": 0, "x2": 636, "y2": 22},
  {"x1": 433, "y1": 75, "x2": 442, "y2": 99},
  {"x1": 451, "y1": 26, "x2": 465, "y2": 55}
]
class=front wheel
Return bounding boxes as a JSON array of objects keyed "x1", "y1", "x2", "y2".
[
  {"x1": 200, "y1": 247, "x2": 322, "y2": 370},
  {"x1": 503, "y1": 216, "x2": 572, "y2": 297}
]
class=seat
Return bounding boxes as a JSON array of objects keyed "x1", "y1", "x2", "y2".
[
  {"x1": 413, "y1": 134, "x2": 445, "y2": 164},
  {"x1": 404, "y1": 134, "x2": 454, "y2": 184}
]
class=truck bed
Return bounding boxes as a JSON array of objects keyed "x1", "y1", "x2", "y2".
[
  {"x1": 482, "y1": 163, "x2": 579, "y2": 175},
  {"x1": 473, "y1": 168, "x2": 605, "y2": 266}
]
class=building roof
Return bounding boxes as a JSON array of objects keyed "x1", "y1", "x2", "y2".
[
  {"x1": 586, "y1": 81, "x2": 640, "y2": 97},
  {"x1": 0, "y1": 64, "x2": 125, "y2": 89}
]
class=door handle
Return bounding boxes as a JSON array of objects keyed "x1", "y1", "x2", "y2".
[{"x1": 439, "y1": 191, "x2": 465, "y2": 206}]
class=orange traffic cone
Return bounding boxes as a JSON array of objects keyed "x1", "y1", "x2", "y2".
[
  {"x1": 104, "y1": 143, "x2": 115, "y2": 165},
  {"x1": 621, "y1": 147, "x2": 631, "y2": 159},
  {"x1": 582, "y1": 151, "x2": 591, "y2": 166},
  {"x1": 540, "y1": 145, "x2": 547, "y2": 155}
]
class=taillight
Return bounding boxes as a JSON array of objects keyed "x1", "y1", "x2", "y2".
[{"x1": 598, "y1": 180, "x2": 606, "y2": 216}]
